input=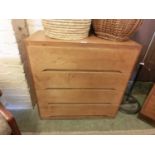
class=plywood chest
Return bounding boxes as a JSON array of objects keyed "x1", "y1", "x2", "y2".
[
  {"x1": 25, "y1": 31, "x2": 141, "y2": 119},
  {"x1": 141, "y1": 84, "x2": 155, "y2": 121}
]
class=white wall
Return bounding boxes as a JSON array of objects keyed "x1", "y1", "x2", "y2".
[
  {"x1": 0, "y1": 19, "x2": 44, "y2": 109},
  {"x1": 0, "y1": 20, "x2": 32, "y2": 109},
  {"x1": 27, "y1": 19, "x2": 43, "y2": 34}
]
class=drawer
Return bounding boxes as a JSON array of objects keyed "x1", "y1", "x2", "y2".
[
  {"x1": 33, "y1": 71, "x2": 129, "y2": 90},
  {"x1": 36, "y1": 89, "x2": 123, "y2": 105},
  {"x1": 27, "y1": 46, "x2": 139, "y2": 73},
  {"x1": 38, "y1": 103, "x2": 119, "y2": 118}
]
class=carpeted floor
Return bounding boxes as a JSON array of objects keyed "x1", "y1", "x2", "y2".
[{"x1": 11, "y1": 82, "x2": 155, "y2": 134}]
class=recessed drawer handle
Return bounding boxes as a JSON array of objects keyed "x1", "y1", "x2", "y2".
[
  {"x1": 45, "y1": 88, "x2": 116, "y2": 90},
  {"x1": 48, "y1": 102, "x2": 112, "y2": 105},
  {"x1": 48, "y1": 114, "x2": 110, "y2": 117},
  {"x1": 42, "y1": 69, "x2": 122, "y2": 73}
]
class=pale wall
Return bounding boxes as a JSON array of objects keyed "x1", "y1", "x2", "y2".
[{"x1": 0, "y1": 20, "x2": 32, "y2": 109}]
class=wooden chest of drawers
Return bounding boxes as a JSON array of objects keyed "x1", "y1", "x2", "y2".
[
  {"x1": 25, "y1": 31, "x2": 141, "y2": 119},
  {"x1": 141, "y1": 84, "x2": 155, "y2": 121}
]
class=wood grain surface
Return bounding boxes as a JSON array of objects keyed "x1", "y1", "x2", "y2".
[
  {"x1": 25, "y1": 31, "x2": 141, "y2": 118},
  {"x1": 141, "y1": 84, "x2": 155, "y2": 121}
]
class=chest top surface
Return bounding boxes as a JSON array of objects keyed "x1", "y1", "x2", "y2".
[{"x1": 25, "y1": 31, "x2": 142, "y2": 49}]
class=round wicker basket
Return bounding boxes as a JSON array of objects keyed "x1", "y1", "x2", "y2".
[
  {"x1": 42, "y1": 19, "x2": 91, "y2": 40},
  {"x1": 92, "y1": 19, "x2": 143, "y2": 41}
]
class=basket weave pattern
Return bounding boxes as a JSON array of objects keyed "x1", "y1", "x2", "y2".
[
  {"x1": 42, "y1": 19, "x2": 91, "y2": 40},
  {"x1": 92, "y1": 19, "x2": 143, "y2": 41}
]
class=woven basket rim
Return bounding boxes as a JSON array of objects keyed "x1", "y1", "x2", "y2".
[
  {"x1": 44, "y1": 32, "x2": 88, "y2": 40},
  {"x1": 95, "y1": 32, "x2": 129, "y2": 41},
  {"x1": 42, "y1": 19, "x2": 91, "y2": 40},
  {"x1": 43, "y1": 23, "x2": 91, "y2": 27},
  {"x1": 43, "y1": 25, "x2": 91, "y2": 29},
  {"x1": 43, "y1": 19, "x2": 91, "y2": 22}
]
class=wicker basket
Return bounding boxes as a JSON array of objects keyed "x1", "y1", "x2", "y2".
[
  {"x1": 92, "y1": 19, "x2": 143, "y2": 41},
  {"x1": 42, "y1": 19, "x2": 91, "y2": 40}
]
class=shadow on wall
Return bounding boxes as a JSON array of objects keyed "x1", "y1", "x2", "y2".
[
  {"x1": 132, "y1": 19, "x2": 155, "y2": 82},
  {"x1": 132, "y1": 19, "x2": 155, "y2": 60}
]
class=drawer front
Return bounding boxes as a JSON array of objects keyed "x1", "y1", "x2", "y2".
[
  {"x1": 27, "y1": 46, "x2": 139, "y2": 73},
  {"x1": 39, "y1": 103, "x2": 119, "y2": 118},
  {"x1": 36, "y1": 89, "x2": 123, "y2": 105},
  {"x1": 33, "y1": 71, "x2": 129, "y2": 90}
]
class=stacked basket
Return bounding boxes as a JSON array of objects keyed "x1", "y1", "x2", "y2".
[
  {"x1": 92, "y1": 19, "x2": 143, "y2": 41},
  {"x1": 42, "y1": 19, "x2": 91, "y2": 40},
  {"x1": 42, "y1": 19, "x2": 143, "y2": 41}
]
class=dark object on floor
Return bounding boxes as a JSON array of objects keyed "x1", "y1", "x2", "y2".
[
  {"x1": 120, "y1": 62, "x2": 143, "y2": 114},
  {"x1": 120, "y1": 32, "x2": 155, "y2": 114},
  {"x1": 139, "y1": 114, "x2": 155, "y2": 128},
  {"x1": 120, "y1": 95, "x2": 141, "y2": 114},
  {"x1": 0, "y1": 90, "x2": 21, "y2": 135}
]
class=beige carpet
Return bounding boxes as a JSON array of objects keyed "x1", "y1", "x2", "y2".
[{"x1": 10, "y1": 82, "x2": 155, "y2": 135}]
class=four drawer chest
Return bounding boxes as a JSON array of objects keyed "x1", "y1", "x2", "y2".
[{"x1": 25, "y1": 31, "x2": 142, "y2": 119}]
